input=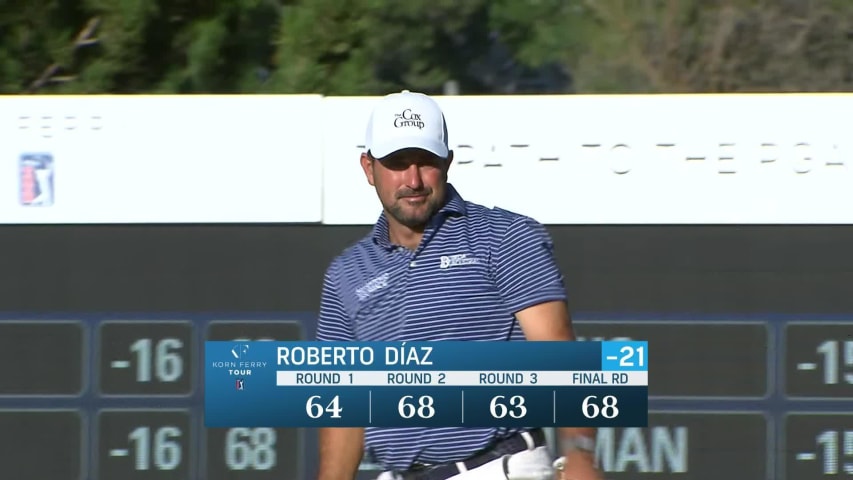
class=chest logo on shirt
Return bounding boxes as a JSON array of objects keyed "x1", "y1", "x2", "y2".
[
  {"x1": 439, "y1": 253, "x2": 481, "y2": 269},
  {"x1": 355, "y1": 272, "x2": 390, "y2": 301}
]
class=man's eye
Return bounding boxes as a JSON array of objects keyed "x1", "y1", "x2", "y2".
[{"x1": 385, "y1": 160, "x2": 409, "y2": 170}]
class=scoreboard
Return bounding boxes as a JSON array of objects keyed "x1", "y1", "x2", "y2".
[
  {"x1": 0, "y1": 313, "x2": 851, "y2": 480},
  {"x1": 0, "y1": 315, "x2": 307, "y2": 480}
]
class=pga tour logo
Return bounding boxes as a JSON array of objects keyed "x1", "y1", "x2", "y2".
[
  {"x1": 235, "y1": 379, "x2": 244, "y2": 391},
  {"x1": 19, "y1": 153, "x2": 55, "y2": 207}
]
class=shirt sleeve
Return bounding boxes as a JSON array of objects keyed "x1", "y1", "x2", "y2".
[
  {"x1": 315, "y1": 261, "x2": 355, "y2": 341},
  {"x1": 493, "y1": 216, "x2": 568, "y2": 314}
]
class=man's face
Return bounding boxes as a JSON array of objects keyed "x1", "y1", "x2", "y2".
[{"x1": 361, "y1": 148, "x2": 453, "y2": 229}]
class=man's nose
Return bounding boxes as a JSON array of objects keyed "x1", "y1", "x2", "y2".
[{"x1": 402, "y1": 163, "x2": 423, "y2": 189}]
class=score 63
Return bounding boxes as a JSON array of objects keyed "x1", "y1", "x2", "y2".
[{"x1": 601, "y1": 341, "x2": 648, "y2": 371}]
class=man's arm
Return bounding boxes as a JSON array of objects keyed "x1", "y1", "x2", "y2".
[
  {"x1": 316, "y1": 262, "x2": 365, "y2": 479},
  {"x1": 516, "y1": 301, "x2": 601, "y2": 480},
  {"x1": 492, "y1": 217, "x2": 602, "y2": 479},
  {"x1": 318, "y1": 427, "x2": 365, "y2": 480}
]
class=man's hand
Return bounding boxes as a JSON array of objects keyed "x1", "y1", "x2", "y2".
[{"x1": 556, "y1": 450, "x2": 604, "y2": 480}]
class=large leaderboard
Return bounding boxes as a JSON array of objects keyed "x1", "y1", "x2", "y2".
[
  {"x1": 204, "y1": 341, "x2": 649, "y2": 428},
  {"x1": 0, "y1": 315, "x2": 850, "y2": 480},
  {"x1": 0, "y1": 317, "x2": 307, "y2": 480}
]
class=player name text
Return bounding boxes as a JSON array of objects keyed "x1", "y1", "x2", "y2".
[{"x1": 277, "y1": 345, "x2": 433, "y2": 366}]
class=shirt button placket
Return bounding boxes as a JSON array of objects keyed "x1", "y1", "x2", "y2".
[{"x1": 401, "y1": 251, "x2": 416, "y2": 334}]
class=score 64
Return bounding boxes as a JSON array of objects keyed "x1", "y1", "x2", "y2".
[
  {"x1": 306, "y1": 396, "x2": 343, "y2": 419},
  {"x1": 601, "y1": 341, "x2": 648, "y2": 371}
]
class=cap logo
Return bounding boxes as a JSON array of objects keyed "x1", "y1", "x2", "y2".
[{"x1": 393, "y1": 109, "x2": 424, "y2": 129}]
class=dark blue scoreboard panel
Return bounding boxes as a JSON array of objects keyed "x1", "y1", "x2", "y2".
[
  {"x1": 204, "y1": 340, "x2": 649, "y2": 429},
  {"x1": 0, "y1": 314, "x2": 850, "y2": 480}
]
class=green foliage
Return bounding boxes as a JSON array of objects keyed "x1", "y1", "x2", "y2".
[
  {"x1": 548, "y1": 0, "x2": 853, "y2": 93},
  {"x1": 267, "y1": 0, "x2": 496, "y2": 95},
  {"x1": 0, "y1": 0, "x2": 850, "y2": 94}
]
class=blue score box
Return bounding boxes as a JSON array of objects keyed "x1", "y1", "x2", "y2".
[{"x1": 205, "y1": 341, "x2": 648, "y2": 428}]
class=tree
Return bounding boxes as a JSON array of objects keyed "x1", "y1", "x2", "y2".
[
  {"x1": 513, "y1": 0, "x2": 853, "y2": 93},
  {"x1": 1, "y1": 0, "x2": 849, "y2": 95},
  {"x1": 0, "y1": 0, "x2": 91, "y2": 93},
  {"x1": 266, "y1": 0, "x2": 492, "y2": 95},
  {"x1": 0, "y1": 0, "x2": 281, "y2": 94}
]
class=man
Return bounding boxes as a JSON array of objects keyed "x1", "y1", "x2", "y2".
[{"x1": 316, "y1": 90, "x2": 603, "y2": 480}]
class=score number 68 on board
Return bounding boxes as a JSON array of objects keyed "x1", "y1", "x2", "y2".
[{"x1": 204, "y1": 340, "x2": 648, "y2": 428}]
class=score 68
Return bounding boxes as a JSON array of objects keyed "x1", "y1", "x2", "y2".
[{"x1": 581, "y1": 395, "x2": 619, "y2": 419}]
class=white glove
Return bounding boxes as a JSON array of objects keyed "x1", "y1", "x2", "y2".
[
  {"x1": 505, "y1": 446, "x2": 556, "y2": 480},
  {"x1": 375, "y1": 471, "x2": 402, "y2": 480}
]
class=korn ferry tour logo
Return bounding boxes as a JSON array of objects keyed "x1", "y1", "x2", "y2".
[
  {"x1": 232, "y1": 343, "x2": 249, "y2": 359},
  {"x1": 393, "y1": 109, "x2": 425, "y2": 129},
  {"x1": 210, "y1": 343, "x2": 267, "y2": 378}
]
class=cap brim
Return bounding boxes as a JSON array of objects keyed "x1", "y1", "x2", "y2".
[{"x1": 370, "y1": 136, "x2": 449, "y2": 160}]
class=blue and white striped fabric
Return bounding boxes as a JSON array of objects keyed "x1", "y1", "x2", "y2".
[{"x1": 317, "y1": 184, "x2": 568, "y2": 470}]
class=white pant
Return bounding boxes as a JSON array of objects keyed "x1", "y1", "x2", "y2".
[{"x1": 376, "y1": 432, "x2": 555, "y2": 480}]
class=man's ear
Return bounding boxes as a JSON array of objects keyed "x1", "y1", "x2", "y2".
[{"x1": 360, "y1": 152, "x2": 375, "y2": 186}]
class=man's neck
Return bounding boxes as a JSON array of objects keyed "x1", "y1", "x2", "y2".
[{"x1": 387, "y1": 219, "x2": 424, "y2": 251}]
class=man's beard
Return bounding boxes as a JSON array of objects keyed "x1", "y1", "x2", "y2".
[{"x1": 386, "y1": 187, "x2": 443, "y2": 229}]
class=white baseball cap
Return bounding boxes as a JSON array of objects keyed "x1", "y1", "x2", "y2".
[{"x1": 365, "y1": 90, "x2": 449, "y2": 160}]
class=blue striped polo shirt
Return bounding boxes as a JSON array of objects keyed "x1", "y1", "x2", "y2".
[{"x1": 316, "y1": 184, "x2": 567, "y2": 470}]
